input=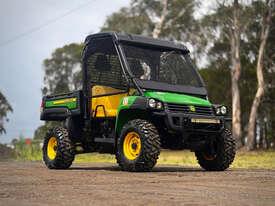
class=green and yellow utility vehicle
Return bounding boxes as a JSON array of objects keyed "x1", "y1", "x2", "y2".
[{"x1": 40, "y1": 32, "x2": 236, "y2": 172}]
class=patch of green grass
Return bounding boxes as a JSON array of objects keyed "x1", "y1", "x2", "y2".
[
  {"x1": 75, "y1": 150, "x2": 275, "y2": 169},
  {"x1": 15, "y1": 144, "x2": 42, "y2": 161},
  {"x1": 232, "y1": 150, "x2": 275, "y2": 169},
  {"x1": 75, "y1": 153, "x2": 115, "y2": 163},
  {"x1": 158, "y1": 150, "x2": 197, "y2": 166},
  {"x1": 14, "y1": 144, "x2": 275, "y2": 169}
]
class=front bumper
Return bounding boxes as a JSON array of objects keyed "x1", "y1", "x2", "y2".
[{"x1": 153, "y1": 111, "x2": 229, "y2": 134}]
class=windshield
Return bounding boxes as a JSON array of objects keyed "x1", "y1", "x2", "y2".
[{"x1": 122, "y1": 44, "x2": 203, "y2": 88}]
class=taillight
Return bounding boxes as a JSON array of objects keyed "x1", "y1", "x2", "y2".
[{"x1": 40, "y1": 101, "x2": 44, "y2": 112}]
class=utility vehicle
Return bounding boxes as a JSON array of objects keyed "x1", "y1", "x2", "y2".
[{"x1": 40, "y1": 32, "x2": 236, "y2": 172}]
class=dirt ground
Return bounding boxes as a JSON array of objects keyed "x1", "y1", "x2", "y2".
[{"x1": 0, "y1": 161, "x2": 275, "y2": 206}]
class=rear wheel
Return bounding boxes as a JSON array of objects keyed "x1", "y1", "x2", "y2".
[
  {"x1": 43, "y1": 127, "x2": 75, "y2": 169},
  {"x1": 116, "y1": 119, "x2": 161, "y2": 172},
  {"x1": 195, "y1": 129, "x2": 236, "y2": 171}
]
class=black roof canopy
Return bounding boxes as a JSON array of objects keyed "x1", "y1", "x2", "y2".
[
  {"x1": 82, "y1": 32, "x2": 207, "y2": 97},
  {"x1": 84, "y1": 32, "x2": 189, "y2": 52}
]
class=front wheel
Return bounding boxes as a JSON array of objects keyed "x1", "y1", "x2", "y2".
[
  {"x1": 116, "y1": 119, "x2": 161, "y2": 172},
  {"x1": 195, "y1": 129, "x2": 236, "y2": 171},
  {"x1": 43, "y1": 127, "x2": 75, "y2": 169}
]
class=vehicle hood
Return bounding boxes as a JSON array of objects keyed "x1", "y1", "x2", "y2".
[{"x1": 144, "y1": 91, "x2": 211, "y2": 107}]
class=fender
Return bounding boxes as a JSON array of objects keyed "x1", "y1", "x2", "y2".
[{"x1": 115, "y1": 96, "x2": 148, "y2": 135}]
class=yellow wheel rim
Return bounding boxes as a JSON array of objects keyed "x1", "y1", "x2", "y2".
[
  {"x1": 123, "y1": 132, "x2": 141, "y2": 160},
  {"x1": 47, "y1": 137, "x2": 57, "y2": 160}
]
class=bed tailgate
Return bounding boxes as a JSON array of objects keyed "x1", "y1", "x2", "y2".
[{"x1": 40, "y1": 90, "x2": 82, "y2": 121}]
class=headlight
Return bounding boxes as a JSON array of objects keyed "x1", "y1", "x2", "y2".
[
  {"x1": 214, "y1": 105, "x2": 228, "y2": 115},
  {"x1": 148, "y1": 99, "x2": 163, "y2": 110},
  {"x1": 220, "y1": 106, "x2": 227, "y2": 115},
  {"x1": 148, "y1": 99, "x2": 156, "y2": 108}
]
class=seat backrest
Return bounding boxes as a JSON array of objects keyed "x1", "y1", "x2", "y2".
[{"x1": 91, "y1": 85, "x2": 128, "y2": 117}]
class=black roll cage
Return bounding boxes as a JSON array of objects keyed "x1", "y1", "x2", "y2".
[{"x1": 81, "y1": 32, "x2": 206, "y2": 119}]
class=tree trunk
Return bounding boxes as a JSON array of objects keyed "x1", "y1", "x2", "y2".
[
  {"x1": 231, "y1": 0, "x2": 243, "y2": 148},
  {"x1": 263, "y1": 118, "x2": 268, "y2": 149},
  {"x1": 246, "y1": 0, "x2": 272, "y2": 151},
  {"x1": 152, "y1": 0, "x2": 168, "y2": 38}
]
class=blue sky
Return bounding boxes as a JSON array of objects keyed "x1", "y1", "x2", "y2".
[{"x1": 0, "y1": 0, "x2": 130, "y2": 143}]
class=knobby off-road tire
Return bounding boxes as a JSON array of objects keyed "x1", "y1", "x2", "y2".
[
  {"x1": 195, "y1": 129, "x2": 236, "y2": 171},
  {"x1": 116, "y1": 119, "x2": 161, "y2": 172},
  {"x1": 43, "y1": 127, "x2": 75, "y2": 169}
]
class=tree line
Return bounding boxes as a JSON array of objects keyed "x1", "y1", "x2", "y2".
[
  {"x1": 0, "y1": 91, "x2": 13, "y2": 135},
  {"x1": 1, "y1": 0, "x2": 274, "y2": 151}
]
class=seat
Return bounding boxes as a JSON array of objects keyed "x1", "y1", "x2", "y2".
[{"x1": 91, "y1": 85, "x2": 128, "y2": 117}]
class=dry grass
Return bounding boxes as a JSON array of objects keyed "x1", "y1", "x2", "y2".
[
  {"x1": 14, "y1": 144, "x2": 275, "y2": 169},
  {"x1": 75, "y1": 150, "x2": 275, "y2": 169}
]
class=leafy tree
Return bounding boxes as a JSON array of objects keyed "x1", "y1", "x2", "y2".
[
  {"x1": 199, "y1": 0, "x2": 275, "y2": 148},
  {"x1": 102, "y1": 0, "x2": 204, "y2": 59},
  {"x1": 102, "y1": 6, "x2": 153, "y2": 35},
  {"x1": 247, "y1": 0, "x2": 274, "y2": 150},
  {"x1": 0, "y1": 90, "x2": 13, "y2": 135},
  {"x1": 42, "y1": 43, "x2": 83, "y2": 95},
  {"x1": 34, "y1": 43, "x2": 83, "y2": 140},
  {"x1": 199, "y1": 68, "x2": 231, "y2": 107},
  {"x1": 199, "y1": 0, "x2": 258, "y2": 147}
]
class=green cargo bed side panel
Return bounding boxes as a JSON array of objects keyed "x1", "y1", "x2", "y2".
[
  {"x1": 45, "y1": 97, "x2": 77, "y2": 110},
  {"x1": 144, "y1": 91, "x2": 211, "y2": 106}
]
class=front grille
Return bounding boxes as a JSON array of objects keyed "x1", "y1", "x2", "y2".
[{"x1": 166, "y1": 103, "x2": 214, "y2": 115}]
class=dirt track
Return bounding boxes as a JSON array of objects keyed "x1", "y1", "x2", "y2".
[{"x1": 0, "y1": 162, "x2": 275, "y2": 206}]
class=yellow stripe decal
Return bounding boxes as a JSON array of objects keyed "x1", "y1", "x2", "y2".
[{"x1": 53, "y1": 98, "x2": 77, "y2": 105}]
